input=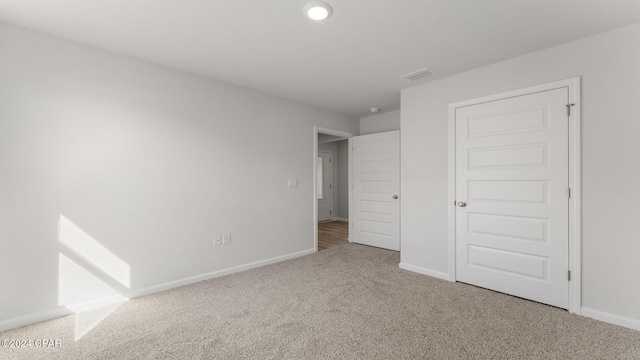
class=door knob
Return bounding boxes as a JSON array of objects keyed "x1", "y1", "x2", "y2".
[
  {"x1": 393, "y1": 195, "x2": 399, "y2": 199},
  {"x1": 457, "y1": 202, "x2": 467, "y2": 207}
]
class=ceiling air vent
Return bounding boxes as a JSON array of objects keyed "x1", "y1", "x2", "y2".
[{"x1": 400, "y1": 67, "x2": 436, "y2": 82}]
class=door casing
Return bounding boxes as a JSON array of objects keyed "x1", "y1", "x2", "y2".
[{"x1": 447, "y1": 77, "x2": 582, "y2": 314}]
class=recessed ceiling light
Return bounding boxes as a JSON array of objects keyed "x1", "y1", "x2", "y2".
[
  {"x1": 304, "y1": 1, "x2": 333, "y2": 21},
  {"x1": 370, "y1": 107, "x2": 381, "y2": 113}
]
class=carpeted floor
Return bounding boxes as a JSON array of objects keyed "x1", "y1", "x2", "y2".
[{"x1": 2, "y1": 243, "x2": 639, "y2": 359}]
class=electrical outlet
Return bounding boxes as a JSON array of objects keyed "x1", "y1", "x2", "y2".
[
  {"x1": 223, "y1": 233, "x2": 231, "y2": 245},
  {"x1": 214, "y1": 235, "x2": 222, "y2": 246}
]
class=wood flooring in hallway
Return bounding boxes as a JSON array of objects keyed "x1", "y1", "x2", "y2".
[{"x1": 318, "y1": 221, "x2": 349, "y2": 251}]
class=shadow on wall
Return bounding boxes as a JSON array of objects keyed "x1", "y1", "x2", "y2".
[{"x1": 58, "y1": 215, "x2": 130, "y2": 341}]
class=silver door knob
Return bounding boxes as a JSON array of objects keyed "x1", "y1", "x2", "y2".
[
  {"x1": 393, "y1": 195, "x2": 399, "y2": 199},
  {"x1": 457, "y1": 202, "x2": 467, "y2": 207}
]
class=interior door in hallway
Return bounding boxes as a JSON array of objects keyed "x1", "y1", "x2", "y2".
[
  {"x1": 455, "y1": 87, "x2": 569, "y2": 309},
  {"x1": 351, "y1": 131, "x2": 400, "y2": 251}
]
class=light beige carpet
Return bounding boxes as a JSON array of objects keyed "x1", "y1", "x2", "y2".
[{"x1": 1, "y1": 243, "x2": 639, "y2": 359}]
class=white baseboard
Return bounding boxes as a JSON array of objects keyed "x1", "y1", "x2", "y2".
[
  {"x1": 0, "y1": 248, "x2": 316, "y2": 333},
  {"x1": 332, "y1": 217, "x2": 349, "y2": 222},
  {"x1": 0, "y1": 308, "x2": 73, "y2": 334},
  {"x1": 581, "y1": 307, "x2": 640, "y2": 331},
  {"x1": 0, "y1": 295, "x2": 129, "y2": 333},
  {"x1": 127, "y1": 248, "x2": 316, "y2": 299},
  {"x1": 66, "y1": 295, "x2": 129, "y2": 313},
  {"x1": 399, "y1": 262, "x2": 451, "y2": 281}
]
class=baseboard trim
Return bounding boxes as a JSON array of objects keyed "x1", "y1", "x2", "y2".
[
  {"x1": 0, "y1": 308, "x2": 73, "y2": 334},
  {"x1": 128, "y1": 248, "x2": 316, "y2": 299},
  {"x1": 581, "y1": 307, "x2": 640, "y2": 331},
  {"x1": 332, "y1": 217, "x2": 349, "y2": 222},
  {"x1": 0, "y1": 248, "x2": 316, "y2": 333},
  {"x1": 399, "y1": 263, "x2": 451, "y2": 281},
  {"x1": 67, "y1": 295, "x2": 129, "y2": 314}
]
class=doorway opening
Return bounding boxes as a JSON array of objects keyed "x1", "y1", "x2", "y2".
[{"x1": 313, "y1": 127, "x2": 355, "y2": 252}]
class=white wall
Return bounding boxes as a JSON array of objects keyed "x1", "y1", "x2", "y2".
[
  {"x1": 401, "y1": 23, "x2": 640, "y2": 323},
  {"x1": 336, "y1": 140, "x2": 349, "y2": 219},
  {"x1": 359, "y1": 110, "x2": 400, "y2": 135},
  {"x1": 0, "y1": 22, "x2": 358, "y2": 328}
]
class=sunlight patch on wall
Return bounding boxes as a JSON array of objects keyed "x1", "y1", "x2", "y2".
[
  {"x1": 58, "y1": 254, "x2": 128, "y2": 340},
  {"x1": 58, "y1": 254, "x2": 127, "y2": 312},
  {"x1": 59, "y1": 215, "x2": 130, "y2": 288},
  {"x1": 58, "y1": 215, "x2": 131, "y2": 341}
]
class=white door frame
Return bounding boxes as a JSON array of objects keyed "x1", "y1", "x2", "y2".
[
  {"x1": 447, "y1": 77, "x2": 582, "y2": 314},
  {"x1": 313, "y1": 126, "x2": 357, "y2": 252},
  {"x1": 317, "y1": 149, "x2": 334, "y2": 222}
]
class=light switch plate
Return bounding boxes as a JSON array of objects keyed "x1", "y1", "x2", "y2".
[
  {"x1": 223, "y1": 233, "x2": 231, "y2": 245},
  {"x1": 214, "y1": 235, "x2": 222, "y2": 246},
  {"x1": 288, "y1": 179, "x2": 298, "y2": 188}
]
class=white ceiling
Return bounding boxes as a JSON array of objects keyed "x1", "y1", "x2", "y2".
[{"x1": 1, "y1": 1, "x2": 639, "y2": 118}]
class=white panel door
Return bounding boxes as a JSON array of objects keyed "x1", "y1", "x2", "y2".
[
  {"x1": 317, "y1": 150, "x2": 333, "y2": 222},
  {"x1": 455, "y1": 88, "x2": 569, "y2": 309},
  {"x1": 352, "y1": 131, "x2": 400, "y2": 251}
]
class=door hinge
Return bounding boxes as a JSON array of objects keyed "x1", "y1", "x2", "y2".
[
  {"x1": 568, "y1": 188, "x2": 571, "y2": 199},
  {"x1": 566, "y1": 103, "x2": 575, "y2": 117},
  {"x1": 330, "y1": 184, "x2": 332, "y2": 189},
  {"x1": 330, "y1": 211, "x2": 332, "y2": 215},
  {"x1": 568, "y1": 270, "x2": 571, "y2": 281},
  {"x1": 330, "y1": 158, "x2": 332, "y2": 163}
]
